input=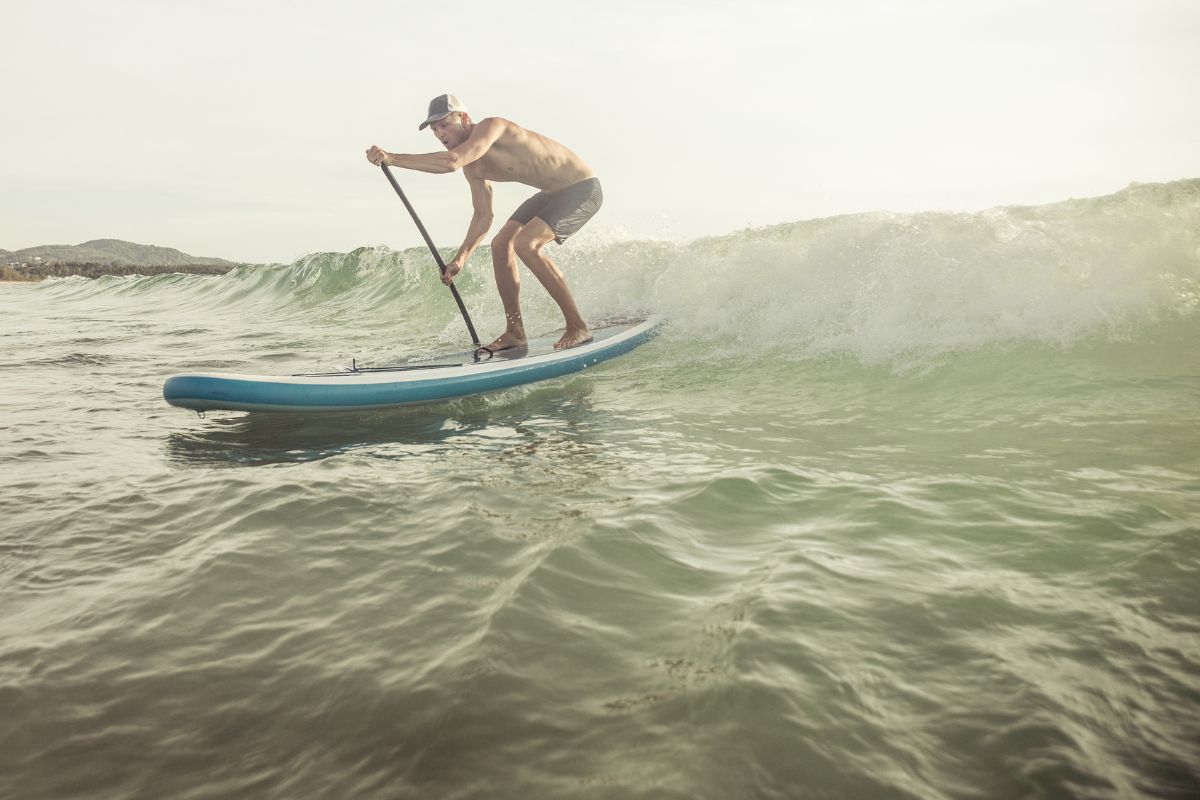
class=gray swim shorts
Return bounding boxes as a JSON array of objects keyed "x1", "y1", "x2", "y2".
[{"x1": 509, "y1": 178, "x2": 603, "y2": 244}]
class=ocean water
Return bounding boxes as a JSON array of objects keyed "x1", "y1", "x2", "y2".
[{"x1": 1, "y1": 180, "x2": 1198, "y2": 799}]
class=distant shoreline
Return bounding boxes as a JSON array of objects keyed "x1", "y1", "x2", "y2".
[{"x1": 0, "y1": 263, "x2": 240, "y2": 282}]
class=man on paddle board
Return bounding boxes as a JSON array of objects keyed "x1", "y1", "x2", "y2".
[{"x1": 366, "y1": 94, "x2": 601, "y2": 351}]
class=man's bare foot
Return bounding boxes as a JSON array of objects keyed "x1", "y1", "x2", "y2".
[
  {"x1": 482, "y1": 331, "x2": 527, "y2": 352},
  {"x1": 554, "y1": 327, "x2": 593, "y2": 349}
]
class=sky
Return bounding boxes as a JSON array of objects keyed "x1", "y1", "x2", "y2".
[{"x1": 2, "y1": 0, "x2": 1198, "y2": 264}]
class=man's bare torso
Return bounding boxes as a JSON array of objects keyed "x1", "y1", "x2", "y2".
[{"x1": 463, "y1": 118, "x2": 594, "y2": 193}]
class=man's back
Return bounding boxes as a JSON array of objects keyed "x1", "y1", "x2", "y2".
[{"x1": 461, "y1": 118, "x2": 594, "y2": 194}]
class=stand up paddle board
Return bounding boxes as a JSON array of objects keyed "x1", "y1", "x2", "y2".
[{"x1": 163, "y1": 315, "x2": 662, "y2": 413}]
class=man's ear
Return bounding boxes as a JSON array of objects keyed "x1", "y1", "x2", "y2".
[{"x1": 460, "y1": 113, "x2": 473, "y2": 126}]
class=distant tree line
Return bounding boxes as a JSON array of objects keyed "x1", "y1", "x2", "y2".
[
  {"x1": 1, "y1": 262, "x2": 238, "y2": 281},
  {"x1": 0, "y1": 266, "x2": 38, "y2": 281}
]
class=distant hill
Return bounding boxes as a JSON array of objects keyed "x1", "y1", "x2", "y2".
[{"x1": 4, "y1": 239, "x2": 235, "y2": 267}]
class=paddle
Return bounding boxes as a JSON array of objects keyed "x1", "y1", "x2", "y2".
[{"x1": 379, "y1": 164, "x2": 481, "y2": 347}]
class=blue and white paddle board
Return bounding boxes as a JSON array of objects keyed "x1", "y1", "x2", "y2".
[{"x1": 163, "y1": 315, "x2": 662, "y2": 413}]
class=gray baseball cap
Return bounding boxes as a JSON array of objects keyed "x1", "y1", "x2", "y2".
[{"x1": 418, "y1": 94, "x2": 468, "y2": 130}]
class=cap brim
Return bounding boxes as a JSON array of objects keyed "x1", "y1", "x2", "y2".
[{"x1": 418, "y1": 111, "x2": 453, "y2": 130}]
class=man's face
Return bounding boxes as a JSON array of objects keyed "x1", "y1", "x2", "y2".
[{"x1": 430, "y1": 113, "x2": 470, "y2": 149}]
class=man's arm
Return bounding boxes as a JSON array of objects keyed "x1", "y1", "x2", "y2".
[
  {"x1": 442, "y1": 173, "x2": 494, "y2": 285},
  {"x1": 367, "y1": 118, "x2": 509, "y2": 174}
]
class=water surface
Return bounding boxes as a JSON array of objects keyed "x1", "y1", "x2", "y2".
[{"x1": 1, "y1": 180, "x2": 1198, "y2": 798}]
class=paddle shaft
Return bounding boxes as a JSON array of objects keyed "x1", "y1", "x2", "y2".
[{"x1": 379, "y1": 164, "x2": 481, "y2": 347}]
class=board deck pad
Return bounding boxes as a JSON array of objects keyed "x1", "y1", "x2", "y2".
[
  {"x1": 164, "y1": 314, "x2": 662, "y2": 413},
  {"x1": 297, "y1": 314, "x2": 646, "y2": 376}
]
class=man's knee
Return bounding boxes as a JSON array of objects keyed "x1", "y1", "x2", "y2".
[{"x1": 514, "y1": 231, "x2": 550, "y2": 261}]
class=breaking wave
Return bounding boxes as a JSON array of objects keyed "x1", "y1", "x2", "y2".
[{"x1": 39, "y1": 179, "x2": 1200, "y2": 371}]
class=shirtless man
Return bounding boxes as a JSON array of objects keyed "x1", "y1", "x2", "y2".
[{"x1": 366, "y1": 94, "x2": 601, "y2": 350}]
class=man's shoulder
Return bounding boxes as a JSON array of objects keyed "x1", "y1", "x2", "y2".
[{"x1": 473, "y1": 117, "x2": 520, "y2": 136}]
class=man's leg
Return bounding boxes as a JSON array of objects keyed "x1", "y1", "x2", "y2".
[
  {"x1": 486, "y1": 220, "x2": 528, "y2": 350},
  {"x1": 513, "y1": 218, "x2": 592, "y2": 349}
]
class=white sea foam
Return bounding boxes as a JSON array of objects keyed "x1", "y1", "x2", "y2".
[{"x1": 560, "y1": 179, "x2": 1200, "y2": 368}]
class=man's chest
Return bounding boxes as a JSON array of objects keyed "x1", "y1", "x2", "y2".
[{"x1": 466, "y1": 147, "x2": 525, "y2": 182}]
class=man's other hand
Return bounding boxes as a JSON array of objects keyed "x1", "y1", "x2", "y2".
[{"x1": 442, "y1": 259, "x2": 463, "y2": 286}]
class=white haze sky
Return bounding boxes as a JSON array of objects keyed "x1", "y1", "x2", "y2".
[{"x1": 2, "y1": 0, "x2": 1197, "y2": 264}]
